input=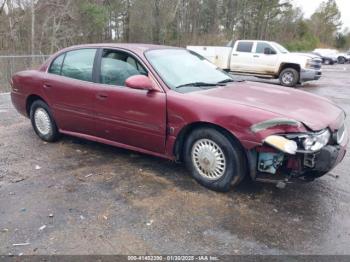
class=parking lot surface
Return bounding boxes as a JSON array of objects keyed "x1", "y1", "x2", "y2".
[{"x1": 0, "y1": 64, "x2": 350, "y2": 255}]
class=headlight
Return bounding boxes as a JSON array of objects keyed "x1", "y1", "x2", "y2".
[
  {"x1": 302, "y1": 129, "x2": 330, "y2": 151},
  {"x1": 264, "y1": 135, "x2": 298, "y2": 155},
  {"x1": 264, "y1": 129, "x2": 331, "y2": 154},
  {"x1": 305, "y1": 59, "x2": 312, "y2": 68},
  {"x1": 336, "y1": 124, "x2": 346, "y2": 144}
]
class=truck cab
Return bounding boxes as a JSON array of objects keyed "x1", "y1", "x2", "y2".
[{"x1": 188, "y1": 40, "x2": 322, "y2": 87}]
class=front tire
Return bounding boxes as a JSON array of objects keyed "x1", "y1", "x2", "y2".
[
  {"x1": 338, "y1": 56, "x2": 346, "y2": 64},
  {"x1": 324, "y1": 59, "x2": 331, "y2": 65},
  {"x1": 184, "y1": 128, "x2": 246, "y2": 192},
  {"x1": 30, "y1": 100, "x2": 60, "y2": 142},
  {"x1": 279, "y1": 68, "x2": 299, "y2": 87}
]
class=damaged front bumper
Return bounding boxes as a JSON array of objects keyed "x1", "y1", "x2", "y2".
[{"x1": 247, "y1": 125, "x2": 348, "y2": 184}]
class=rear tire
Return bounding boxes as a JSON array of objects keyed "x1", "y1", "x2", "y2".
[
  {"x1": 279, "y1": 68, "x2": 299, "y2": 87},
  {"x1": 184, "y1": 128, "x2": 246, "y2": 192},
  {"x1": 30, "y1": 100, "x2": 60, "y2": 142}
]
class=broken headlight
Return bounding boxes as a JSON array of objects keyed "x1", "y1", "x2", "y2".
[
  {"x1": 264, "y1": 135, "x2": 298, "y2": 155},
  {"x1": 335, "y1": 124, "x2": 346, "y2": 144},
  {"x1": 264, "y1": 129, "x2": 331, "y2": 154},
  {"x1": 302, "y1": 129, "x2": 330, "y2": 152}
]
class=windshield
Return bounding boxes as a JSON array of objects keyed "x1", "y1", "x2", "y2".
[
  {"x1": 272, "y1": 42, "x2": 289, "y2": 54},
  {"x1": 145, "y1": 49, "x2": 233, "y2": 92}
]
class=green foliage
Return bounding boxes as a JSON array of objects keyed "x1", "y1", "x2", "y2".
[
  {"x1": 284, "y1": 19, "x2": 320, "y2": 51},
  {"x1": 284, "y1": 34, "x2": 320, "y2": 52},
  {"x1": 0, "y1": 0, "x2": 347, "y2": 54},
  {"x1": 80, "y1": 2, "x2": 108, "y2": 33},
  {"x1": 335, "y1": 32, "x2": 350, "y2": 50},
  {"x1": 310, "y1": 0, "x2": 342, "y2": 46}
]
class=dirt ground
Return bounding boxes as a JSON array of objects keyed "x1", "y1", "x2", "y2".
[{"x1": 0, "y1": 64, "x2": 350, "y2": 255}]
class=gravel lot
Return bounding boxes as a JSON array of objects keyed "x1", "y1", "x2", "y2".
[{"x1": 0, "y1": 64, "x2": 350, "y2": 255}]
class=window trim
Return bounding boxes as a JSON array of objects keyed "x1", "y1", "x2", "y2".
[
  {"x1": 48, "y1": 52, "x2": 66, "y2": 76},
  {"x1": 236, "y1": 41, "x2": 254, "y2": 53},
  {"x1": 59, "y1": 53, "x2": 67, "y2": 75},
  {"x1": 47, "y1": 48, "x2": 99, "y2": 84},
  {"x1": 95, "y1": 48, "x2": 151, "y2": 87},
  {"x1": 46, "y1": 46, "x2": 164, "y2": 92}
]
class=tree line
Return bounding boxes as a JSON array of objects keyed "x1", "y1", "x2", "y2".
[{"x1": 0, "y1": 0, "x2": 348, "y2": 55}]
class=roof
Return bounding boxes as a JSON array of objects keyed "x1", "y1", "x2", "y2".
[
  {"x1": 58, "y1": 43, "x2": 181, "y2": 56},
  {"x1": 40, "y1": 43, "x2": 183, "y2": 71}
]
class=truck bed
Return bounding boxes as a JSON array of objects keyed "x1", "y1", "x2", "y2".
[{"x1": 187, "y1": 46, "x2": 231, "y2": 70}]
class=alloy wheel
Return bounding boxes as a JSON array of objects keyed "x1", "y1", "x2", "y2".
[{"x1": 281, "y1": 72, "x2": 294, "y2": 85}]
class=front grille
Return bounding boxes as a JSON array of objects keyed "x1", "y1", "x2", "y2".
[
  {"x1": 312, "y1": 64, "x2": 322, "y2": 70},
  {"x1": 310, "y1": 58, "x2": 322, "y2": 70}
]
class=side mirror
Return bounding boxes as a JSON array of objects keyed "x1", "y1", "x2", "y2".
[
  {"x1": 125, "y1": 75, "x2": 155, "y2": 91},
  {"x1": 264, "y1": 47, "x2": 276, "y2": 55}
]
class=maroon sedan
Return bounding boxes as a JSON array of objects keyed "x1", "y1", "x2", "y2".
[{"x1": 11, "y1": 44, "x2": 348, "y2": 191}]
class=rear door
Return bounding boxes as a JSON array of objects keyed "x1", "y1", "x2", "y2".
[
  {"x1": 93, "y1": 48, "x2": 167, "y2": 153},
  {"x1": 230, "y1": 41, "x2": 255, "y2": 72},
  {"x1": 43, "y1": 48, "x2": 98, "y2": 135}
]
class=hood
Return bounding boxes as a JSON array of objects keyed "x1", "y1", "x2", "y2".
[
  {"x1": 279, "y1": 53, "x2": 322, "y2": 65},
  {"x1": 194, "y1": 81, "x2": 344, "y2": 131},
  {"x1": 336, "y1": 52, "x2": 350, "y2": 60},
  {"x1": 293, "y1": 52, "x2": 319, "y2": 59}
]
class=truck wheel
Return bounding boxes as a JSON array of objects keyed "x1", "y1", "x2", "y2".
[
  {"x1": 30, "y1": 100, "x2": 60, "y2": 142},
  {"x1": 279, "y1": 68, "x2": 299, "y2": 87},
  {"x1": 338, "y1": 56, "x2": 346, "y2": 64},
  {"x1": 184, "y1": 128, "x2": 246, "y2": 192},
  {"x1": 324, "y1": 59, "x2": 331, "y2": 65}
]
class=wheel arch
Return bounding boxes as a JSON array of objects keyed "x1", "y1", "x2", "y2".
[
  {"x1": 173, "y1": 121, "x2": 247, "y2": 163},
  {"x1": 26, "y1": 94, "x2": 48, "y2": 117},
  {"x1": 278, "y1": 63, "x2": 301, "y2": 75}
]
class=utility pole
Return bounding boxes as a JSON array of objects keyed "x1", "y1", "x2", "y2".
[{"x1": 31, "y1": 0, "x2": 35, "y2": 63}]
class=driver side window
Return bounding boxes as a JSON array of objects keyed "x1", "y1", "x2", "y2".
[
  {"x1": 256, "y1": 43, "x2": 276, "y2": 54},
  {"x1": 100, "y1": 49, "x2": 147, "y2": 86}
]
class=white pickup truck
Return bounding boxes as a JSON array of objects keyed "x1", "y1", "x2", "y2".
[{"x1": 187, "y1": 40, "x2": 322, "y2": 87}]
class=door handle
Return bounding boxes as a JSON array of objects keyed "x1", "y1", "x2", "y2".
[
  {"x1": 97, "y1": 93, "x2": 108, "y2": 100},
  {"x1": 253, "y1": 55, "x2": 260, "y2": 58},
  {"x1": 43, "y1": 83, "x2": 52, "y2": 89},
  {"x1": 232, "y1": 54, "x2": 238, "y2": 56}
]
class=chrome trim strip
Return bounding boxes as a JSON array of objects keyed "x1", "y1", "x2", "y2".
[{"x1": 250, "y1": 118, "x2": 301, "y2": 133}]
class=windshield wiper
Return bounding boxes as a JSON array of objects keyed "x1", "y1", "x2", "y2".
[
  {"x1": 175, "y1": 82, "x2": 222, "y2": 89},
  {"x1": 217, "y1": 78, "x2": 235, "y2": 84}
]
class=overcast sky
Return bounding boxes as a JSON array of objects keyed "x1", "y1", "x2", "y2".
[{"x1": 292, "y1": 0, "x2": 350, "y2": 31}]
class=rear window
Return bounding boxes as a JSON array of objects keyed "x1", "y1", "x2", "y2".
[{"x1": 236, "y1": 42, "x2": 253, "y2": 53}]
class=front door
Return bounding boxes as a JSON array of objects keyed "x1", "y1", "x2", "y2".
[
  {"x1": 93, "y1": 49, "x2": 167, "y2": 153},
  {"x1": 252, "y1": 42, "x2": 279, "y2": 74}
]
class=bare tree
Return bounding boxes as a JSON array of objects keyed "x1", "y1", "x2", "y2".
[{"x1": 31, "y1": 0, "x2": 35, "y2": 56}]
